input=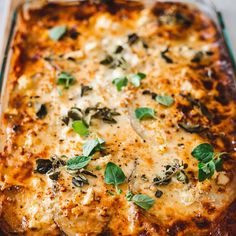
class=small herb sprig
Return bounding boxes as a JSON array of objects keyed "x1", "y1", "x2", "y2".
[
  {"x1": 63, "y1": 105, "x2": 120, "y2": 136},
  {"x1": 112, "y1": 77, "x2": 128, "y2": 91},
  {"x1": 72, "y1": 120, "x2": 89, "y2": 137},
  {"x1": 152, "y1": 159, "x2": 188, "y2": 186},
  {"x1": 57, "y1": 72, "x2": 75, "y2": 89},
  {"x1": 65, "y1": 105, "x2": 120, "y2": 126},
  {"x1": 104, "y1": 162, "x2": 126, "y2": 194},
  {"x1": 83, "y1": 138, "x2": 105, "y2": 156},
  {"x1": 66, "y1": 156, "x2": 91, "y2": 170},
  {"x1": 131, "y1": 73, "x2": 146, "y2": 87},
  {"x1": 126, "y1": 191, "x2": 155, "y2": 210},
  {"x1": 112, "y1": 72, "x2": 147, "y2": 91},
  {"x1": 191, "y1": 143, "x2": 225, "y2": 182},
  {"x1": 155, "y1": 95, "x2": 174, "y2": 107},
  {"x1": 142, "y1": 90, "x2": 174, "y2": 107},
  {"x1": 35, "y1": 137, "x2": 106, "y2": 186},
  {"x1": 135, "y1": 107, "x2": 156, "y2": 120}
]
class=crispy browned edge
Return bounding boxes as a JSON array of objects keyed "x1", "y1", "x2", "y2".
[{"x1": 0, "y1": 0, "x2": 236, "y2": 235}]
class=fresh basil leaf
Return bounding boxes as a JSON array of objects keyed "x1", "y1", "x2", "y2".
[
  {"x1": 214, "y1": 158, "x2": 223, "y2": 172},
  {"x1": 126, "y1": 190, "x2": 134, "y2": 201},
  {"x1": 135, "y1": 107, "x2": 155, "y2": 120},
  {"x1": 57, "y1": 72, "x2": 75, "y2": 89},
  {"x1": 191, "y1": 143, "x2": 214, "y2": 163},
  {"x1": 131, "y1": 72, "x2": 146, "y2": 87},
  {"x1": 132, "y1": 194, "x2": 155, "y2": 210},
  {"x1": 83, "y1": 138, "x2": 105, "y2": 157},
  {"x1": 72, "y1": 120, "x2": 89, "y2": 137},
  {"x1": 155, "y1": 95, "x2": 174, "y2": 107},
  {"x1": 104, "y1": 162, "x2": 126, "y2": 193},
  {"x1": 198, "y1": 166, "x2": 209, "y2": 182},
  {"x1": 112, "y1": 77, "x2": 128, "y2": 91},
  {"x1": 67, "y1": 156, "x2": 91, "y2": 170},
  {"x1": 49, "y1": 26, "x2": 67, "y2": 41},
  {"x1": 198, "y1": 160, "x2": 215, "y2": 182},
  {"x1": 192, "y1": 144, "x2": 225, "y2": 182}
]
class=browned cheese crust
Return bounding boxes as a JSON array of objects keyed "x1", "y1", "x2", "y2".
[{"x1": 0, "y1": 1, "x2": 236, "y2": 235}]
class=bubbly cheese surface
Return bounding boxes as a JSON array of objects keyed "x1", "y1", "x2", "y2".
[{"x1": 1, "y1": 1, "x2": 236, "y2": 235}]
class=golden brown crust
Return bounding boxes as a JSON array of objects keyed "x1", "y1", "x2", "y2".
[{"x1": 1, "y1": 1, "x2": 236, "y2": 235}]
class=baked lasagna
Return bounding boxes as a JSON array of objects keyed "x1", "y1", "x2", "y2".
[{"x1": 0, "y1": 0, "x2": 236, "y2": 235}]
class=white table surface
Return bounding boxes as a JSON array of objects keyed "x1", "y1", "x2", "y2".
[{"x1": 0, "y1": 0, "x2": 235, "y2": 57}]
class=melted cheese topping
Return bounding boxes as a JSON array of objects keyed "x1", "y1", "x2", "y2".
[{"x1": 1, "y1": 1, "x2": 236, "y2": 235}]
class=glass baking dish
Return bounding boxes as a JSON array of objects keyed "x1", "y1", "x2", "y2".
[
  {"x1": 0, "y1": 0, "x2": 235, "y2": 151},
  {"x1": 0, "y1": 1, "x2": 236, "y2": 235}
]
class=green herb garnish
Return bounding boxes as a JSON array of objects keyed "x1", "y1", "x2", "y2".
[
  {"x1": 126, "y1": 191, "x2": 155, "y2": 210},
  {"x1": 104, "y1": 162, "x2": 126, "y2": 194},
  {"x1": 197, "y1": 161, "x2": 215, "y2": 182},
  {"x1": 155, "y1": 95, "x2": 174, "y2": 107},
  {"x1": 131, "y1": 72, "x2": 146, "y2": 87},
  {"x1": 126, "y1": 190, "x2": 134, "y2": 201},
  {"x1": 57, "y1": 72, "x2": 75, "y2": 89},
  {"x1": 66, "y1": 156, "x2": 91, "y2": 170},
  {"x1": 191, "y1": 143, "x2": 214, "y2": 163},
  {"x1": 191, "y1": 143, "x2": 225, "y2": 182},
  {"x1": 72, "y1": 120, "x2": 89, "y2": 136},
  {"x1": 112, "y1": 77, "x2": 128, "y2": 91},
  {"x1": 153, "y1": 159, "x2": 188, "y2": 186},
  {"x1": 83, "y1": 138, "x2": 105, "y2": 157},
  {"x1": 132, "y1": 194, "x2": 155, "y2": 210},
  {"x1": 135, "y1": 107, "x2": 155, "y2": 120},
  {"x1": 49, "y1": 26, "x2": 67, "y2": 41}
]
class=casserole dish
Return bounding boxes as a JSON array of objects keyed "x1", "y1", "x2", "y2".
[{"x1": 0, "y1": 0, "x2": 236, "y2": 235}]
